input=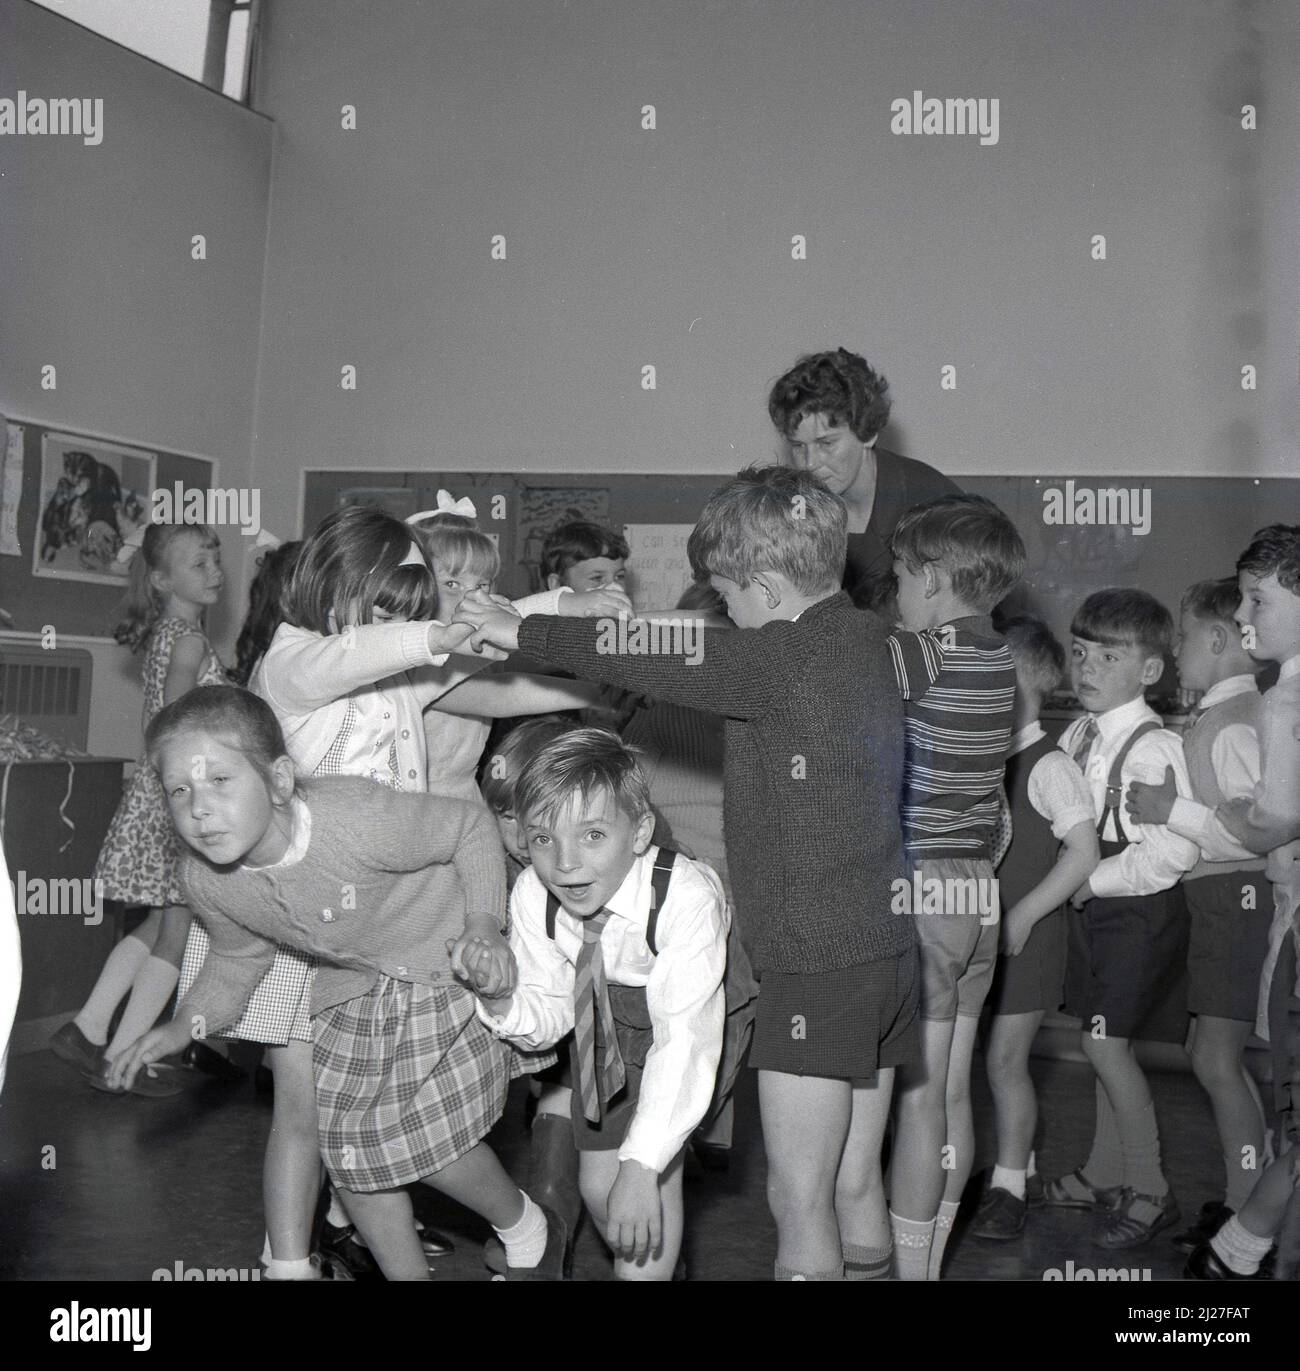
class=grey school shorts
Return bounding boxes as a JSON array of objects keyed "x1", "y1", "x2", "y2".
[{"x1": 909, "y1": 856, "x2": 1000, "y2": 1021}]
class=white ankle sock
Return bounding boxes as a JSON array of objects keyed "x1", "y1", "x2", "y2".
[
  {"x1": 264, "y1": 1256, "x2": 316, "y2": 1280},
  {"x1": 991, "y1": 1165, "x2": 1027, "y2": 1199},
  {"x1": 493, "y1": 1193, "x2": 548, "y2": 1268},
  {"x1": 927, "y1": 1199, "x2": 961, "y2": 1280},
  {"x1": 889, "y1": 1211, "x2": 935, "y2": 1282},
  {"x1": 1210, "y1": 1215, "x2": 1273, "y2": 1275}
]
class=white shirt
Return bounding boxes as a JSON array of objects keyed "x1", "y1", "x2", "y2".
[
  {"x1": 1060, "y1": 695, "x2": 1199, "y2": 899},
  {"x1": 1008, "y1": 722, "x2": 1096, "y2": 838},
  {"x1": 1167, "y1": 674, "x2": 1263, "y2": 863},
  {"x1": 477, "y1": 847, "x2": 728, "y2": 1175}
]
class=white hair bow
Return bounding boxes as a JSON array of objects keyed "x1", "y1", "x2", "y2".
[
  {"x1": 115, "y1": 525, "x2": 147, "y2": 565},
  {"x1": 408, "y1": 489, "x2": 477, "y2": 524},
  {"x1": 254, "y1": 528, "x2": 282, "y2": 551}
]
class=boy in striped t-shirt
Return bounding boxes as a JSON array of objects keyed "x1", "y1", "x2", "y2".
[{"x1": 885, "y1": 495, "x2": 1023, "y2": 1279}]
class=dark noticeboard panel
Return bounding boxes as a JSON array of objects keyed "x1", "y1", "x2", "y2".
[
  {"x1": 303, "y1": 468, "x2": 1300, "y2": 636},
  {"x1": 0, "y1": 419, "x2": 215, "y2": 639}
]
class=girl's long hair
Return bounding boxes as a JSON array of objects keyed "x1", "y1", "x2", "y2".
[
  {"x1": 232, "y1": 541, "x2": 303, "y2": 686},
  {"x1": 113, "y1": 522, "x2": 220, "y2": 652},
  {"x1": 282, "y1": 506, "x2": 436, "y2": 633}
]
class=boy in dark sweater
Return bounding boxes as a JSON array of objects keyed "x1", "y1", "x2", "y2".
[{"x1": 456, "y1": 464, "x2": 918, "y2": 1282}]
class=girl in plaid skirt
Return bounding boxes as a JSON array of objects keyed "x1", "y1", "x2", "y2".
[{"x1": 110, "y1": 684, "x2": 568, "y2": 1280}]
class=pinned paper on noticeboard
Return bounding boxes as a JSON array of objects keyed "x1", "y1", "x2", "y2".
[{"x1": 623, "y1": 524, "x2": 695, "y2": 612}]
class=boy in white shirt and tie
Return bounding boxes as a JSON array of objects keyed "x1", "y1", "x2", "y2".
[
  {"x1": 464, "y1": 728, "x2": 727, "y2": 1281},
  {"x1": 1041, "y1": 589, "x2": 1199, "y2": 1249}
]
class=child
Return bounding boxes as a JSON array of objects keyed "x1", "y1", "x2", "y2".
[
  {"x1": 885, "y1": 494, "x2": 1024, "y2": 1278},
  {"x1": 230, "y1": 540, "x2": 303, "y2": 687},
  {"x1": 970, "y1": 617, "x2": 1099, "y2": 1241},
  {"x1": 467, "y1": 728, "x2": 727, "y2": 1280},
  {"x1": 1042, "y1": 589, "x2": 1199, "y2": 1249},
  {"x1": 107, "y1": 685, "x2": 566, "y2": 1281},
  {"x1": 1128, "y1": 528, "x2": 1300, "y2": 1280},
  {"x1": 620, "y1": 579, "x2": 759, "y2": 1168},
  {"x1": 540, "y1": 519, "x2": 629, "y2": 593},
  {"x1": 481, "y1": 716, "x2": 585, "y2": 888},
  {"x1": 175, "y1": 505, "x2": 509, "y2": 1280},
  {"x1": 412, "y1": 501, "x2": 630, "y2": 802},
  {"x1": 1124, "y1": 579, "x2": 1270, "y2": 1253},
  {"x1": 457, "y1": 464, "x2": 919, "y2": 1283},
  {"x1": 51, "y1": 521, "x2": 228, "y2": 1098}
]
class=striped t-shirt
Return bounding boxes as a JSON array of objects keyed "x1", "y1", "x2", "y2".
[{"x1": 888, "y1": 615, "x2": 1016, "y2": 859}]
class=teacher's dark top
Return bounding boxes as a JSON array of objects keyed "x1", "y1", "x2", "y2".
[{"x1": 845, "y1": 449, "x2": 963, "y2": 612}]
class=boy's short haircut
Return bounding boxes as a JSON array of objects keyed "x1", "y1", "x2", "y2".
[
  {"x1": 1237, "y1": 524, "x2": 1300, "y2": 595},
  {"x1": 687, "y1": 464, "x2": 847, "y2": 595},
  {"x1": 767, "y1": 348, "x2": 892, "y2": 443},
  {"x1": 889, "y1": 494, "x2": 1026, "y2": 612},
  {"x1": 1071, "y1": 588, "x2": 1173, "y2": 658},
  {"x1": 480, "y1": 716, "x2": 581, "y2": 812},
  {"x1": 1181, "y1": 577, "x2": 1243, "y2": 627},
  {"x1": 540, "y1": 520, "x2": 630, "y2": 581},
  {"x1": 1000, "y1": 615, "x2": 1065, "y2": 697},
  {"x1": 513, "y1": 727, "x2": 651, "y2": 830}
]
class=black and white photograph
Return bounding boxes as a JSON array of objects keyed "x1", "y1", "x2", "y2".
[{"x1": 0, "y1": 0, "x2": 1298, "y2": 1345}]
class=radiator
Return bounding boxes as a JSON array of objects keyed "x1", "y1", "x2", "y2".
[{"x1": 0, "y1": 643, "x2": 92, "y2": 751}]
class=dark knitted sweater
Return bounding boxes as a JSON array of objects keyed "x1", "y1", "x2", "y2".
[{"x1": 518, "y1": 592, "x2": 913, "y2": 974}]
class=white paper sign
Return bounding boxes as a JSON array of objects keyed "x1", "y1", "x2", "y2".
[
  {"x1": 623, "y1": 523, "x2": 695, "y2": 612},
  {"x1": 1, "y1": 424, "x2": 24, "y2": 557}
]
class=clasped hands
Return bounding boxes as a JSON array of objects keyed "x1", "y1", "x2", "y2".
[{"x1": 451, "y1": 584, "x2": 634, "y2": 655}]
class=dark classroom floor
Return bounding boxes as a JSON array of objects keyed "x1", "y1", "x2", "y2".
[{"x1": 0, "y1": 1045, "x2": 1243, "y2": 1282}]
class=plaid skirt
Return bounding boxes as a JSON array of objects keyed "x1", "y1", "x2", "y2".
[
  {"x1": 313, "y1": 976, "x2": 515, "y2": 1192},
  {"x1": 177, "y1": 921, "x2": 316, "y2": 1045}
]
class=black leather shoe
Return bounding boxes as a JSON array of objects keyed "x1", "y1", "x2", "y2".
[
  {"x1": 1172, "y1": 1201, "x2": 1232, "y2": 1254},
  {"x1": 319, "y1": 1220, "x2": 384, "y2": 1281},
  {"x1": 1184, "y1": 1243, "x2": 1261, "y2": 1280},
  {"x1": 182, "y1": 1041, "x2": 247, "y2": 1081},
  {"x1": 970, "y1": 1186, "x2": 1027, "y2": 1241},
  {"x1": 415, "y1": 1221, "x2": 454, "y2": 1258}
]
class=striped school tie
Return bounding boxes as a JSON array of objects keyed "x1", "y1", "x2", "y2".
[
  {"x1": 1070, "y1": 716, "x2": 1099, "y2": 773},
  {"x1": 573, "y1": 908, "x2": 624, "y2": 1123}
]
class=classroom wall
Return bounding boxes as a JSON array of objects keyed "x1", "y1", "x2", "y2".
[
  {"x1": 0, "y1": 0, "x2": 274, "y2": 756},
  {"x1": 248, "y1": 0, "x2": 1299, "y2": 544}
]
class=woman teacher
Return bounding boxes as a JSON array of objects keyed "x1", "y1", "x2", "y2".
[{"x1": 768, "y1": 348, "x2": 961, "y2": 616}]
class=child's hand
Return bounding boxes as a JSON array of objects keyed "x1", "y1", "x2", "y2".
[
  {"x1": 452, "y1": 596, "x2": 522, "y2": 655},
  {"x1": 447, "y1": 930, "x2": 516, "y2": 999},
  {"x1": 105, "y1": 1022, "x2": 189, "y2": 1092},
  {"x1": 1069, "y1": 878, "x2": 1093, "y2": 910},
  {"x1": 604, "y1": 1160, "x2": 662, "y2": 1264},
  {"x1": 429, "y1": 620, "x2": 509, "y2": 662},
  {"x1": 1125, "y1": 766, "x2": 1177, "y2": 827},
  {"x1": 1000, "y1": 902, "x2": 1035, "y2": 957},
  {"x1": 557, "y1": 587, "x2": 633, "y2": 619}
]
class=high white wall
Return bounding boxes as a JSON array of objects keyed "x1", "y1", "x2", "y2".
[
  {"x1": 0, "y1": 0, "x2": 273, "y2": 756},
  {"x1": 248, "y1": 0, "x2": 1299, "y2": 545}
]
